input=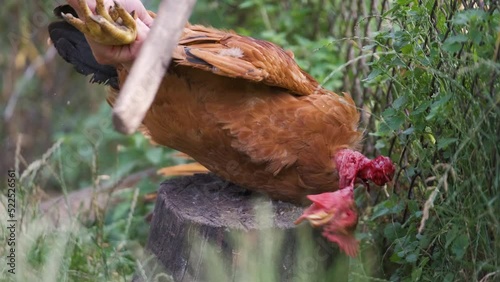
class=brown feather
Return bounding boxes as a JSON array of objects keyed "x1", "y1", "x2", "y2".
[
  {"x1": 111, "y1": 24, "x2": 362, "y2": 204},
  {"x1": 172, "y1": 24, "x2": 322, "y2": 96}
]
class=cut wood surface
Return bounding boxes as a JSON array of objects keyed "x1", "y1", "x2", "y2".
[{"x1": 133, "y1": 173, "x2": 347, "y2": 282}]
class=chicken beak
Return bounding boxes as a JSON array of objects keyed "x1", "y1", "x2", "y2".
[{"x1": 295, "y1": 209, "x2": 335, "y2": 227}]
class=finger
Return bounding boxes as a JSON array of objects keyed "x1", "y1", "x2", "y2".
[
  {"x1": 135, "y1": 18, "x2": 150, "y2": 41},
  {"x1": 123, "y1": 1, "x2": 154, "y2": 27},
  {"x1": 68, "y1": 0, "x2": 118, "y2": 18},
  {"x1": 137, "y1": 9, "x2": 154, "y2": 27},
  {"x1": 86, "y1": 18, "x2": 150, "y2": 66}
]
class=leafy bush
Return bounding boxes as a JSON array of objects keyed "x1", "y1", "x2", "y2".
[{"x1": 355, "y1": 1, "x2": 499, "y2": 281}]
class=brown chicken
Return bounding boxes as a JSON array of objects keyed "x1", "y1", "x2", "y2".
[{"x1": 48, "y1": 0, "x2": 395, "y2": 257}]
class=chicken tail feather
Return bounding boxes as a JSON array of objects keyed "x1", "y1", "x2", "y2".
[{"x1": 48, "y1": 6, "x2": 119, "y2": 89}]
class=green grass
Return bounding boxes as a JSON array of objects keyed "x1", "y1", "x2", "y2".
[{"x1": 0, "y1": 139, "x2": 152, "y2": 281}]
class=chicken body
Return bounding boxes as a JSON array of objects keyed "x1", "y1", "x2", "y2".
[
  {"x1": 126, "y1": 63, "x2": 361, "y2": 203},
  {"x1": 140, "y1": 24, "x2": 362, "y2": 204},
  {"x1": 50, "y1": 4, "x2": 362, "y2": 203},
  {"x1": 49, "y1": 0, "x2": 395, "y2": 256}
]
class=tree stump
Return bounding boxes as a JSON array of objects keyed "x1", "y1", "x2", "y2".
[{"x1": 133, "y1": 173, "x2": 349, "y2": 282}]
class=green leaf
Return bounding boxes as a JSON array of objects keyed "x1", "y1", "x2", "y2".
[
  {"x1": 452, "y1": 9, "x2": 487, "y2": 25},
  {"x1": 407, "y1": 199, "x2": 419, "y2": 214},
  {"x1": 145, "y1": 147, "x2": 164, "y2": 165},
  {"x1": 426, "y1": 93, "x2": 452, "y2": 121},
  {"x1": 411, "y1": 266, "x2": 423, "y2": 281},
  {"x1": 424, "y1": 133, "x2": 436, "y2": 145},
  {"x1": 392, "y1": 96, "x2": 408, "y2": 110},
  {"x1": 390, "y1": 252, "x2": 403, "y2": 263},
  {"x1": 405, "y1": 253, "x2": 418, "y2": 263},
  {"x1": 375, "y1": 139, "x2": 387, "y2": 149},
  {"x1": 451, "y1": 234, "x2": 469, "y2": 260},
  {"x1": 405, "y1": 166, "x2": 416, "y2": 178},
  {"x1": 412, "y1": 100, "x2": 431, "y2": 115},
  {"x1": 385, "y1": 113, "x2": 406, "y2": 131},
  {"x1": 372, "y1": 207, "x2": 390, "y2": 219},
  {"x1": 397, "y1": 0, "x2": 415, "y2": 5},
  {"x1": 401, "y1": 44, "x2": 413, "y2": 54},
  {"x1": 443, "y1": 42, "x2": 462, "y2": 53},
  {"x1": 362, "y1": 44, "x2": 377, "y2": 51},
  {"x1": 239, "y1": 1, "x2": 255, "y2": 8},
  {"x1": 402, "y1": 127, "x2": 415, "y2": 135},
  {"x1": 377, "y1": 108, "x2": 406, "y2": 135},
  {"x1": 437, "y1": 138, "x2": 458, "y2": 150},
  {"x1": 444, "y1": 273, "x2": 455, "y2": 282},
  {"x1": 371, "y1": 196, "x2": 405, "y2": 220},
  {"x1": 445, "y1": 226, "x2": 459, "y2": 249},
  {"x1": 443, "y1": 35, "x2": 467, "y2": 53},
  {"x1": 418, "y1": 234, "x2": 431, "y2": 249},
  {"x1": 445, "y1": 34, "x2": 468, "y2": 43},
  {"x1": 469, "y1": 28, "x2": 483, "y2": 45},
  {"x1": 391, "y1": 56, "x2": 407, "y2": 67},
  {"x1": 363, "y1": 69, "x2": 383, "y2": 83},
  {"x1": 132, "y1": 134, "x2": 146, "y2": 148},
  {"x1": 384, "y1": 222, "x2": 404, "y2": 241}
]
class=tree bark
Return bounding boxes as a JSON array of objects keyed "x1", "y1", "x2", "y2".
[{"x1": 133, "y1": 173, "x2": 348, "y2": 282}]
